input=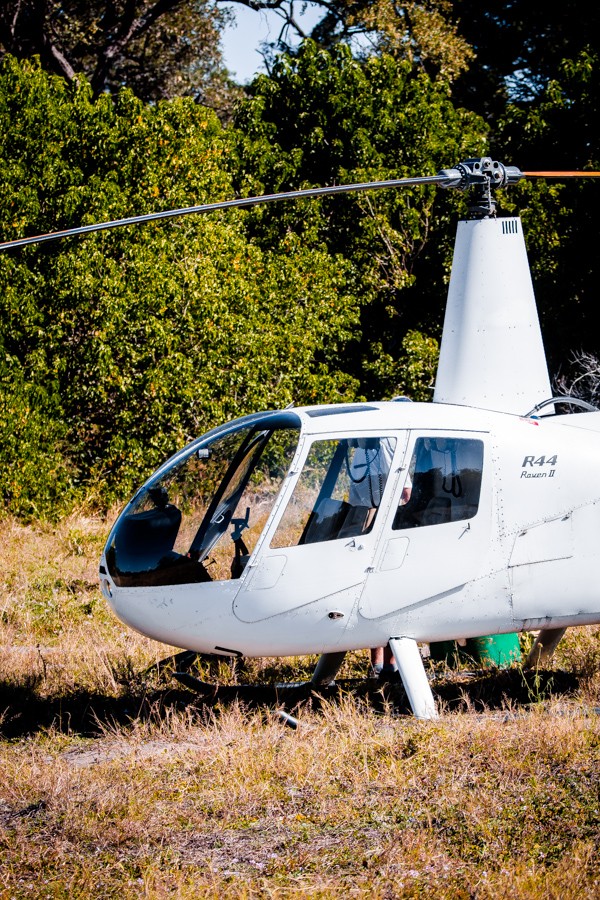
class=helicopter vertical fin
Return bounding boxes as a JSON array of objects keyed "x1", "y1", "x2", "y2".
[
  {"x1": 388, "y1": 637, "x2": 438, "y2": 719},
  {"x1": 434, "y1": 217, "x2": 552, "y2": 414}
]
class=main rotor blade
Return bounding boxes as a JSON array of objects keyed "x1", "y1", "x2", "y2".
[
  {"x1": 0, "y1": 173, "x2": 450, "y2": 252},
  {"x1": 524, "y1": 170, "x2": 600, "y2": 178}
]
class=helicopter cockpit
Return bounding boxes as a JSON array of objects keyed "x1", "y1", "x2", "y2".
[
  {"x1": 103, "y1": 408, "x2": 405, "y2": 590},
  {"x1": 105, "y1": 411, "x2": 302, "y2": 588},
  {"x1": 104, "y1": 402, "x2": 487, "y2": 595}
]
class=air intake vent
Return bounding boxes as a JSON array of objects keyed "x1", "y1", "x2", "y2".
[{"x1": 502, "y1": 219, "x2": 519, "y2": 234}]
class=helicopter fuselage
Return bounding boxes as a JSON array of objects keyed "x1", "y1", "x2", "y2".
[{"x1": 99, "y1": 401, "x2": 600, "y2": 658}]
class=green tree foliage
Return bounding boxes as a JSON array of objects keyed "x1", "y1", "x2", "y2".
[
  {"x1": 0, "y1": 56, "x2": 360, "y2": 514},
  {"x1": 496, "y1": 49, "x2": 600, "y2": 371},
  {"x1": 234, "y1": 41, "x2": 486, "y2": 397},
  {"x1": 363, "y1": 329, "x2": 439, "y2": 401},
  {"x1": 448, "y1": 0, "x2": 600, "y2": 118},
  {"x1": 346, "y1": 0, "x2": 474, "y2": 83},
  {"x1": 0, "y1": 366, "x2": 75, "y2": 519},
  {"x1": 0, "y1": 0, "x2": 239, "y2": 114},
  {"x1": 243, "y1": 0, "x2": 473, "y2": 84}
]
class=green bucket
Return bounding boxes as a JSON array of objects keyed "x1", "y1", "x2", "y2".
[
  {"x1": 465, "y1": 633, "x2": 521, "y2": 667},
  {"x1": 430, "y1": 633, "x2": 521, "y2": 668}
]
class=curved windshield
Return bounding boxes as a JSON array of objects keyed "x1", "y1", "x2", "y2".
[{"x1": 106, "y1": 413, "x2": 300, "y2": 587}]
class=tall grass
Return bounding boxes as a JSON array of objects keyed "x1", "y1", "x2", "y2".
[{"x1": 0, "y1": 514, "x2": 599, "y2": 898}]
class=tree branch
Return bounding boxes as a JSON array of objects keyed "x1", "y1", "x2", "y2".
[
  {"x1": 221, "y1": 0, "x2": 338, "y2": 45},
  {"x1": 90, "y1": 0, "x2": 187, "y2": 94}
]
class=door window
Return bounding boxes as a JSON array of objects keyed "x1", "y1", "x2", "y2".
[
  {"x1": 271, "y1": 436, "x2": 396, "y2": 547},
  {"x1": 393, "y1": 437, "x2": 484, "y2": 529}
]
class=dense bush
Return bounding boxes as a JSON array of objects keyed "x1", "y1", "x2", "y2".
[
  {"x1": 234, "y1": 42, "x2": 487, "y2": 390},
  {"x1": 0, "y1": 47, "x2": 490, "y2": 517},
  {"x1": 0, "y1": 57, "x2": 361, "y2": 513},
  {"x1": 0, "y1": 367, "x2": 74, "y2": 518}
]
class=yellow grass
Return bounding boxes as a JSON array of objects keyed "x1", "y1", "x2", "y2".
[{"x1": 0, "y1": 513, "x2": 599, "y2": 898}]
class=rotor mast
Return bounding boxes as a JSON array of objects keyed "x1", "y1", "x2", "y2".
[{"x1": 433, "y1": 157, "x2": 552, "y2": 415}]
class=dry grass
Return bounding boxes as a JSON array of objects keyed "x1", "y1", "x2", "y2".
[
  {"x1": 0, "y1": 511, "x2": 175, "y2": 696},
  {"x1": 0, "y1": 514, "x2": 599, "y2": 898}
]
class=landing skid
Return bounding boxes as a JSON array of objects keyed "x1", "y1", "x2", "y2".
[
  {"x1": 166, "y1": 647, "x2": 432, "y2": 719},
  {"x1": 168, "y1": 665, "x2": 580, "y2": 723},
  {"x1": 171, "y1": 669, "x2": 410, "y2": 710},
  {"x1": 168, "y1": 647, "x2": 421, "y2": 724},
  {"x1": 154, "y1": 645, "x2": 578, "y2": 722}
]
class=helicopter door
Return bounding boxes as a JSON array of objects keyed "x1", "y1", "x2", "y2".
[
  {"x1": 233, "y1": 435, "x2": 401, "y2": 623},
  {"x1": 359, "y1": 433, "x2": 490, "y2": 618}
]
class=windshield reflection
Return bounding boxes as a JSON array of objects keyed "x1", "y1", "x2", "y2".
[{"x1": 106, "y1": 414, "x2": 300, "y2": 587}]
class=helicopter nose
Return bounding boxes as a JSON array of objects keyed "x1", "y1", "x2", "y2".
[{"x1": 100, "y1": 577, "x2": 240, "y2": 655}]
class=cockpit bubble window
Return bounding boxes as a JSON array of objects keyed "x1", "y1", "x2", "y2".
[
  {"x1": 393, "y1": 436, "x2": 484, "y2": 530},
  {"x1": 106, "y1": 414, "x2": 300, "y2": 587},
  {"x1": 271, "y1": 436, "x2": 396, "y2": 548}
]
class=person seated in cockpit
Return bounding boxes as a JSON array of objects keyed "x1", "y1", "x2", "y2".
[{"x1": 341, "y1": 436, "x2": 395, "y2": 536}]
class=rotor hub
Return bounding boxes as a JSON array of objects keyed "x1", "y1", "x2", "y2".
[{"x1": 438, "y1": 157, "x2": 524, "y2": 218}]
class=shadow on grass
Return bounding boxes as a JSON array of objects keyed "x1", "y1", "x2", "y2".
[
  {"x1": 0, "y1": 680, "x2": 197, "y2": 739},
  {"x1": 0, "y1": 666, "x2": 582, "y2": 739},
  {"x1": 433, "y1": 666, "x2": 580, "y2": 712}
]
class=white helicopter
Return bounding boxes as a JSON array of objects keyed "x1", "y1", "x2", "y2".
[{"x1": 3, "y1": 156, "x2": 600, "y2": 719}]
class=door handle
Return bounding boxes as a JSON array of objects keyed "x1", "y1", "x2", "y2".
[{"x1": 345, "y1": 539, "x2": 364, "y2": 551}]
